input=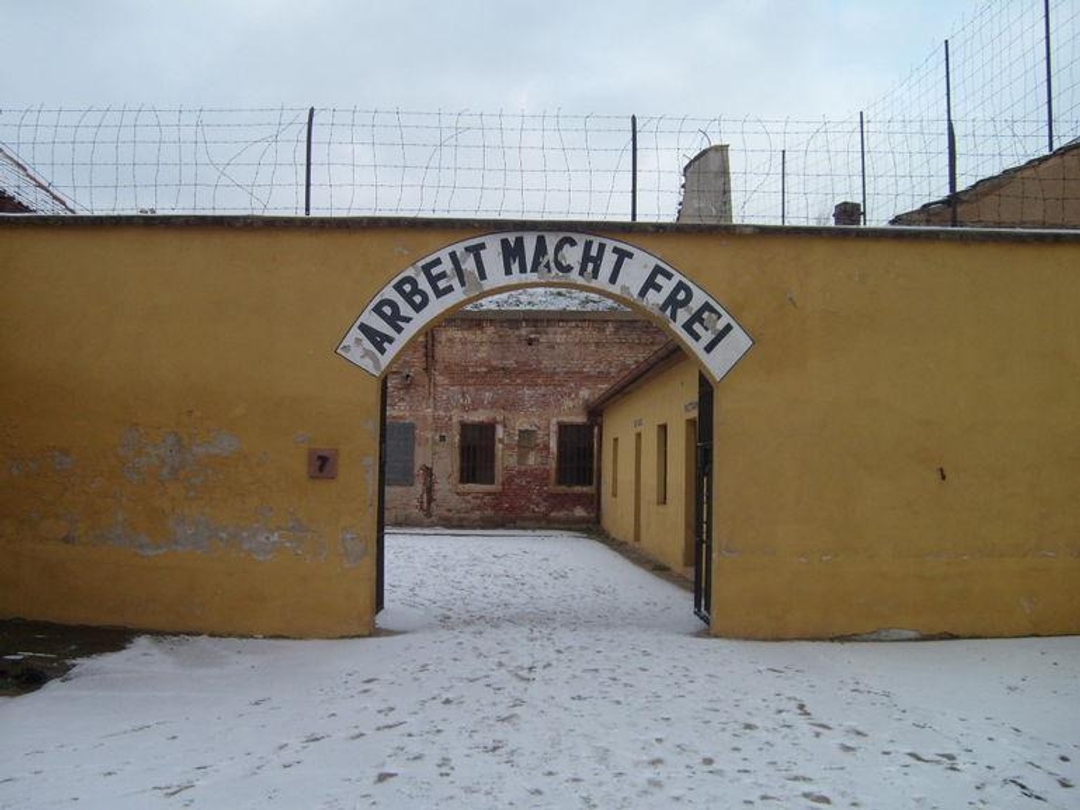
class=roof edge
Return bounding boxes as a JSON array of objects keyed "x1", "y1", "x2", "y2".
[
  {"x1": 587, "y1": 341, "x2": 687, "y2": 416},
  {"x1": 4, "y1": 213, "x2": 1080, "y2": 243},
  {"x1": 449, "y1": 309, "x2": 640, "y2": 322}
]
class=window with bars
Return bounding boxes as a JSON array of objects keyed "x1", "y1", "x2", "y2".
[
  {"x1": 385, "y1": 421, "x2": 415, "y2": 487},
  {"x1": 556, "y1": 423, "x2": 595, "y2": 487},
  {"x1": 459, "y1": 422, "x2": 496, "y2": 485}
]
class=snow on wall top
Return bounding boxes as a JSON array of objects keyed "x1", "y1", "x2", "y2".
[{"x1": 465, "y1": 288, "x2": 627, "y2": 312}]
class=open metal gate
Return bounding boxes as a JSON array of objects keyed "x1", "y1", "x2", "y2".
[
  {"x1": 376, "y1": 376, "x2": 387, "y2": 613},
  {"x1": 693, "y1": 372, "x2": 714, "y2": 624}
]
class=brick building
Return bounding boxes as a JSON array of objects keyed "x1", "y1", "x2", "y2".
[
  {"x1": 890, "y1": 138, "x2": 1080, "y2": 228},
  {"x1": 383, "y1": 308, "x2": 669, "y2": 527}
]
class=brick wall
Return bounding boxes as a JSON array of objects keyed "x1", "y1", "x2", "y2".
[
  {"x1": 384, "y1": 311, "x2": 669, "y2": 527},
  {"x1": 0, "y1": 190, "x2": 33, "y2": 213}
]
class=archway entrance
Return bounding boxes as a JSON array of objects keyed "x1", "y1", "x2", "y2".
[
  {"x1": 9, "y1": 217, "x2": 1079, "y2": 641},
  {"x1": 336, "y1": 231, "x2": 752, "y2": 380},
  {"x1": 336, "y1": 230, "x2": 753, "y2": 625}
]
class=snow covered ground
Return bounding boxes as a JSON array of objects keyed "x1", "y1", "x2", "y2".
[{"x1": 1, "y1": 529, "x2": 1077, "y2": 809}]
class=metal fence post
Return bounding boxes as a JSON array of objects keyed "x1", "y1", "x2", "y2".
[
  {"x1": 859, "y1": 111, "x2": 867, "y2": 225},
  {"x1": 781, "y1": 149, "x2": 786, "y2": 225},
  {"x1": 305, "y1": 106, "x2": 315, "y2": 216},
  {"x1": 631, "y1": 114, "x2": 638, "y2": 222},
  {"x1": 1044, "y1": 0, "x2": 1055, "y2": 153},
  {"x1": 945, "y1": 41, "x2": 958, "y2": 226}
]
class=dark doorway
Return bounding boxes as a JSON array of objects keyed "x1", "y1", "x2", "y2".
[
  {"x1": 633, "y1": 431, "x2": 643, "y2": 543},
  {"x1": 683, "y1": 418, "x2": 697, "y2": 568},
  {"x1": 693, "y1": 372, "x2": 714, "y2": 624}
]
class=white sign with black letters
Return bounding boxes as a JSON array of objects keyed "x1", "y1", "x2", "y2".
[{"x1": 337, "y1": 231, "x2": 752, "y2": 381}]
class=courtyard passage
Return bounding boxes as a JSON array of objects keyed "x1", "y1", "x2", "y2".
[{"x1": 1, "y1": 528, "x2": 1078, "y2": 808}]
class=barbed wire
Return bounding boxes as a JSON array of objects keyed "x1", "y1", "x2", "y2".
[
  {"x1": 864, "y1": 0, "x2": 1079, "y2": 208},
  {"x1": 1, "y1": 2, "x2": 1077, "y2": 226},
  {"x1": 4, "y1": 107, "x2": 1074, "y2": 225},
  {"x1": 0, "y1": 141, "x2": 77, "y2": 214}
]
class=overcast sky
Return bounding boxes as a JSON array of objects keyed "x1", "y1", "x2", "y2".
[{"x1": 4, "y1": 0, "x2": 976, "y2": 116}]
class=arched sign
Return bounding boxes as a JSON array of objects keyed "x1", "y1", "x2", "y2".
[{"x1": 336, "y1": 231, "x2": 753, "y2": 381}]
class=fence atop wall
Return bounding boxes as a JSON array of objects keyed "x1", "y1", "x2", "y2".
[{"x1": 1, "y1": 1, "x2": 1077, "y2": 226}]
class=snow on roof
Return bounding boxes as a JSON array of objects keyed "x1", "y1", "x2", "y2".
[
  {"x1": 465, "y1": 287, "x2": 628, "y2": 312},
  {"x1": 0, "y1": 143, "x2": 78, "y2": 214}
]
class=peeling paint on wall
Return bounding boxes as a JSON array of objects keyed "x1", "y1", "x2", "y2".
[
  {"x1": 5, "y1": 453, "x2": 67, "y2": 477},
  {"x1": 83, "y1": 510, "x2": 319, "y2": 561},
  {"x1": 361, "y1": 455, "x2": 376, "y2": 511},
  {"x1": 339, "y1": 529, "x2": 367, "y2": 567},
  {"x1": 48, "y1": 451, "x2": 74, "y2": 472},
  {"x1": 8, "y1": 423, "x2": 335, "y2": 569},
  {"x1": 119, "y1": 428, "x2": 241, "y2": 484},
  {"x1": 169, "y1": 514, "x2": 310, "y2": 561},
  {"x1": 98, "y1": 512, "x2": 153, "y2": 555}
]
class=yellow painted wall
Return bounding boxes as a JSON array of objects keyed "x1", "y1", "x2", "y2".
[
  {"x1": 599, "y1": 357, "x2": 699, "y2": 573},
  {"x1": 3, "y1": 218, "x2": 1080, "y2": 639},
  {"x1": 598, "y1": 229, "x2": 1080, "y2": 639},
  {"x1": 0, "y1": 220, "x2": 481, "y2": 637}
]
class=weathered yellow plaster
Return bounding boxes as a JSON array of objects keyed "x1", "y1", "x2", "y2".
[
  {"x1": 0, "y1": 221, "x2": 413, "y2": 637},
  {"x1": 1, "y1": 535, "x2": 374, "y2": 637},
  {"x1": 595, "y1": 231, "x2": 1080, "y2": 638},
  {"x1": 3, "y1": 218, "x2": 1079, "y2": 638},
  {"x1": 597, "y1": 357, "x2": 699, "y2": 573},
  {"x1": 710, "y1": 558, "x2": 1080, "y2": 640}
]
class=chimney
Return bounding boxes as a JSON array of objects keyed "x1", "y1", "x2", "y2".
[
  {"x1": 833, "y1": 201, "x2": 862, "y2": 226},
  {"x1": 677, "y1": 145, "x2": 732, "y2": 225}
]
